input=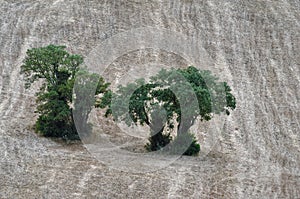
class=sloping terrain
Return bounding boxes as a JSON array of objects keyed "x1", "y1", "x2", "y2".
[{"x1": 0, "y1": 0, "x2": 299, "y2": 198}]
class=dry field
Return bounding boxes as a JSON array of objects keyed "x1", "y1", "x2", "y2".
[{"x1": 0, "y1": 0, "x2": 299, "y2": 198}]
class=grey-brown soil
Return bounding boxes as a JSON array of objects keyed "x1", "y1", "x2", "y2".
[{"x1": 0, "y1": 0, "x2": 299, "y2": 198}]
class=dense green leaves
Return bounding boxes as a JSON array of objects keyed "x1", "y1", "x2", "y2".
[
  {"x1": 167, "y1": 132, "x2": 200, "y2": 156},
  {"x1": 101, "y1": 66, "x2": 236, "y2": 155},
  {"x1": 21, "y1": 45, "x2": 109, "y2": 140},
  {"x1": 21, "y1": 45, "x2": 82, "y2": 89}
]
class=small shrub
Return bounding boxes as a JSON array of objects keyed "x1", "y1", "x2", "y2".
[{"x1": 145, "y1": 132, "x2": 172, "y2": 151}]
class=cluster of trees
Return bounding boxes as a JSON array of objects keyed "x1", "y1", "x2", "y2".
[{"x1": 21, "y1": 45, "x2": 236, "y2": 156}]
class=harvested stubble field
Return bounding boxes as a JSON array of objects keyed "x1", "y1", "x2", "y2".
[{"x1": 0, "y1": 0, "x2": 299, "y2": 198}]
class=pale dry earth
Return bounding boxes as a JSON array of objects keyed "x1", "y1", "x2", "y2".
[{"x1": 0, "y1": 0, "x2": 299, "y2": 198}]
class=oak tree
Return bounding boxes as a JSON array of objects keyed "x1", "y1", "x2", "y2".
[
  {"x1": 100, "y1": 66, "x2": 236, "y2": 155},
  {"x1": 21, "y1": 45, "x2": 109, "y2": 140}
]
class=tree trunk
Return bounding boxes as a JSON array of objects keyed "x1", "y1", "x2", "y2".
[{"x1": 177, "y1": 122, "x2": 191, "y2": 135}]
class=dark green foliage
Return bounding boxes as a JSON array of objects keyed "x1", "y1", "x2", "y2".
[
  {"x1": 35, "y1": 88, "x2": 78, "y2": 139},
  {"x1": 21, "y1": 45, "x2": 109, "y2": 140},
  {"x1": 100, "y1": 66, "x2": 236, "y2": 156},
  {"x1": 145, "y1": 132, "x2": 172, "y2": 152},
  {"x1": 167, "y1": 132, "x2": 200, "y2": 156}
]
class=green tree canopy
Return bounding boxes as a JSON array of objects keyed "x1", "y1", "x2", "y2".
[
  {"x1": 100, "y1": 66, "x2": 236, "y2": 155},
  {"x1": 21, "y1": 45, "x2": 109, "y2": 140}
]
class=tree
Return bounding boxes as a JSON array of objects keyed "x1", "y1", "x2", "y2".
[
  {"x1": 21, "y1": 45, "x2": 109, "y2": 140},
  {"x1": 100, "y1": 66, "x2": 236, "y2": 155}
]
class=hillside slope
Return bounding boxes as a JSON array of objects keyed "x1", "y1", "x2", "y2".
[{"x1": 0, "y1": 0, "x2": 299, "y2": 198}]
